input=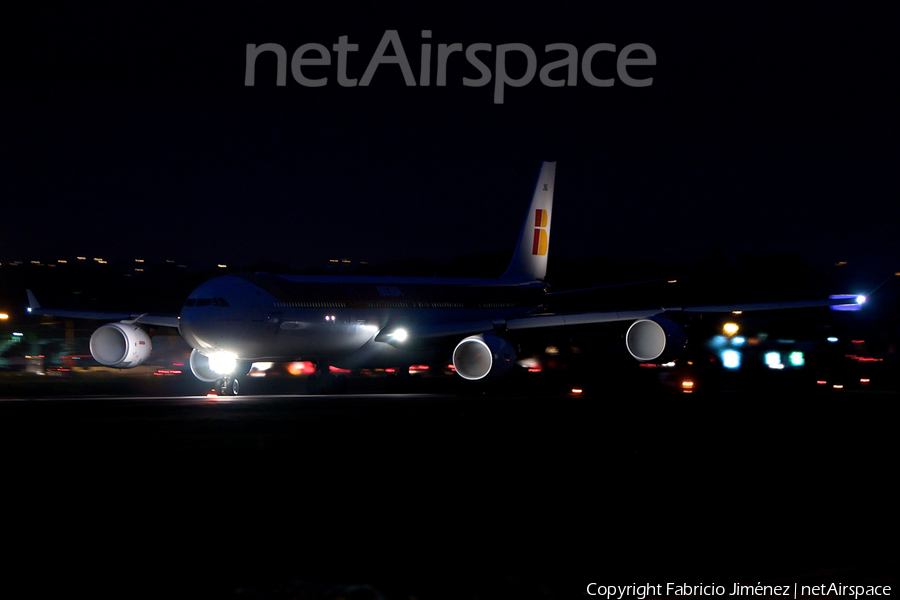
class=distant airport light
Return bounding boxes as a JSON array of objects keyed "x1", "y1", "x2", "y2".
[
  {"x1": 709, "y1": 335, "x2": 728, "y2": 348},
  {"x1": 682, "y1": 380, "x2": 694, "y2": 388},
  {"x1": 77, "y1": 257, "x2": 86, "y2": 260},
  {"x1": 732, "y1": 336, "x2": 746, "y2": 346},
  {"x1": 218, "y1": 264, "x2": 227, "y2": 268},
  {"x1": 0, "y1": 313, "x2": 8, "y2": 320},
  {"x1": 816, "y1": 380, "x2": 827, "y2": 385},
  {"x1": 789, "y1": 351, "x2": 805, "y2": 367},
  {"x1": 833, "y1": 384, "x2": 843, "y2": 390},
  {"x1": 208, "y1": 351, "x2": 238, "y2": 375},
  {"x1": 860, "y1": 378, "x2": 870, "y2": 384},
  {"x1": 286, "y1": 361, "x2": 316, "y2": 376},
  {"x1": 764, "y1": 351, "x2": 782, "y2": 368},
  {"x1": 571, "y1": 388, "x2": 584, "y2": 394},
  {"x1": 721, "y1": 349, "x2": 741, "y2": 369},
  {"x1": 856, "y1": 295, "x2": 866, "y2": 305},
  {"x1": 827, "y1": 337, "x2": 839, "y2": 343},
  {"x1": 723, "y1": 323, "x2": 739, "y2": 336},
  {"x1": 13, "y1": 332, "x2": 24, "y2": 337},
  {"x1": 391, "y1": 328, "x2": 409, "y2": 342}
]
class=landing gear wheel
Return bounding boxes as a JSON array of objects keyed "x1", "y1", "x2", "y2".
[{"x1": 216, "y1": 376, "x2": 240, "y2": 396}]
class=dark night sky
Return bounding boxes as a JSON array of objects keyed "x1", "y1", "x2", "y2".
[{"x1": 3, "y1": 2, "x2": 897, "y2": 283}]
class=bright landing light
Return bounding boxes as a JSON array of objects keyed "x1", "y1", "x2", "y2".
[
  {"x1": 721, "y1": 349, "x2": 741, "y2": 369},
  {"x1": 391, "y1": 328, "x2": 409, "y2": 342},
  {"x1": 208, "y1": 351, "x2": 238, "y2": 375}
]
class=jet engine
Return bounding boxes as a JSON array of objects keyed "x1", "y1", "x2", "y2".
[
  {"x1": 625, "y1": 317, "x2": 687, "y2": 362},
  {"x1": 189, "y1": 348, "x2": 219, "y2": 383},
  {"x1": 452, "y1": 334, "x2": 516, "y2": 380},
  {"x1": 89, "y1": 322, "x2": 152, "y2": 368}
]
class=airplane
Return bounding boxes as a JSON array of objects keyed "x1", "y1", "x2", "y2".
[{"x1": 26, "y1": 161, "x2": 866, "y2": 395}]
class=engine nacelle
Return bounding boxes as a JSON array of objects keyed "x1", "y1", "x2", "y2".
[
  {"x1": 452, "y1": 334, "x2": 516, "y2": 380},
  {"x1": 625, "y1": 317, "x2": 687, "y2": 362},
  {"x1": 189, "y1": 348, "x2": 219, "y2": 383},
  {"x1": 89, "y1": 323, "x2": 152, "y2": 368}
]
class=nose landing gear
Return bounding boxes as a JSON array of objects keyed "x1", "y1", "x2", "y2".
[{"x1": 214, "y1": 376, "x2": 240, "y2": 396}]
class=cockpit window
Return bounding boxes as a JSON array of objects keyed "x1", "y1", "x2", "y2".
[
  {"x1": 196, "y1": 298, "x2": 212, "y2": 307},
  {"x1": 217, "y1": 298, "x2": 229, "y2": 307},
  {"x1": 184, "y1": 298, "x2": 196, "y2": 307},
  {"x1": 211, "y1": 298, "x2": 221, "y2": 307}
]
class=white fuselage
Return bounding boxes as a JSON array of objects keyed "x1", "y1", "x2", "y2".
[{"x1": 178, "y1": 274, "x2": 545, "y2": 368}]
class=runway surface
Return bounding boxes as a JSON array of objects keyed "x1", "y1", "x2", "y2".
[{"x1": 1, "y1": 389, "x2": 895, "y2": 599}]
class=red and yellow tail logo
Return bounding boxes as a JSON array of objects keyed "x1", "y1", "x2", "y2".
[{"x1": 532, "y1": 209, "x2": 549, "y2": 256}]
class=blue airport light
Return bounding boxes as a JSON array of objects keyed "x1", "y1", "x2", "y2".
[
  {"x1": 789, "y1": 351, "x2": 805, "y2": 367},
  {"x1": 721, "y1": 349, "x2": 741, "y2": 369},
  {"x1": 709, "y1": 335, "x2": 728, "y2": 348},
  {"x1": 765, "y1": 351, "x2": 782, "y2": 369}
]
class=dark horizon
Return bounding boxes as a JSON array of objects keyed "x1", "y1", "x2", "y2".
[{"x1": 5, "y1": 4, "x2": 896, "y2": 278}]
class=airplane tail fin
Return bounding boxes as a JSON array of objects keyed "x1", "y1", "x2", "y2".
[{"x1": 501, "y1": 161, "x2": 556, "y2": 282}]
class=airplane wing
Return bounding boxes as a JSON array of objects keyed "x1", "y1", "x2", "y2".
[
  {"x1": 26, "y1": 290, "x2": 180, "y2": 328},
  {"x1": 377, "y1": 295, "x2": 864, "y2": 346}
]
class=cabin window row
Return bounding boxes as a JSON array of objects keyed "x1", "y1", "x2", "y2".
[{"x1": 273, "y1": 301, "x2": 347, "y2": 308}]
